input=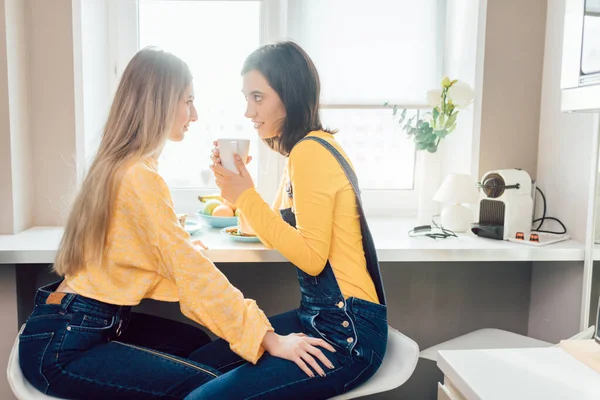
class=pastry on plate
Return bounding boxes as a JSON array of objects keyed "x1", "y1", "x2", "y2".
[{"x1": 176, "y1": 213, "x2": 188, "y2": 228}]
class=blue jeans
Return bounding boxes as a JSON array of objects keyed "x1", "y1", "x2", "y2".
[
  {"x1": 19, "y1": 281, "x2": 218, "y2": 399},
  {"x1": 185, "y1": 297, "x2": 388, "y2": 400}
]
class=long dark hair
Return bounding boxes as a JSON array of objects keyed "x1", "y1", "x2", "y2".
[{"x1": 241, "y1": 41, "x2": 336, "y2": 156}]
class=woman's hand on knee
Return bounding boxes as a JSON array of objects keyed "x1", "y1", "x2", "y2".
[{"x1": 261, "y1": 331, "x2": 336, "y2": 378}]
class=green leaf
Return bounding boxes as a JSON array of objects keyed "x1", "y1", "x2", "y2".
[
  {"x1": 416, "y1": 142, "x2": 429, "y2": 150},
  {"x1": 448, "y1": 123, "x2": 457, "y2": 133},
  {"x1": 416, "y1": 119, "x2": 423, "y2": 129},
  {"x1": 393, "y1": 105, "x2": 398, "y2": 116},
  {"x1": 432, "y1": 107, "x2": 440, "y2": 123},
  {"x1": 419, "y1": 124, "x2": 433, "y2": 138},
  {"x1": 425, "y1": 133, "x2": 437, "y2": 143},
  {"x1": 445, "y1": 112, "x2": 458, "y2": 129},
  {"x1": 384, "y1": 102, "x2": 389, "y2": 107},
  {"x1": 398, "y1": 108, "x2": 407, "y2": 124},
  {"x1": 435, "y1": 129, "x2": 449, "y2": 138}
]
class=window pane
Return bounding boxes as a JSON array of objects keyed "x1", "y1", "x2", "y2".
[
  {"x1": 287, "y1": 0, "x2": 440, "y2": 105},
  {"x1": 582, "y1": 2, "x2": 600, "y2": 75},
  {"x1": 139, "y1": 0, "x2": 260, "y2": 189},
  {"x1": 321, "y1": 109, "x2": 416, "y2": 190}
]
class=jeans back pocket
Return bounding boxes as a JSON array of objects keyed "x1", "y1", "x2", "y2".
[{"x1": 19, "y1": 332, "x2": 55, "y2": 394}]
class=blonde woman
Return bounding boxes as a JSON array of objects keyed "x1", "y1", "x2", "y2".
[{"x1": 18, "y1": 48, "x2": 334, "y2": 400}]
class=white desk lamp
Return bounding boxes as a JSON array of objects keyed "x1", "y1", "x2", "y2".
[{"x1": 433, "y1": 173, "x2": 479, "y2": 232}]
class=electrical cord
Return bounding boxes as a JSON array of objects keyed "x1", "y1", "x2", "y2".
[
  {"x1": 407, "y1": 187, "x2": 565, "y2": 238},
  {"x1": 408, "y1": 216, "x2": 458, "y2": 239},
  {"x1": 532, "y1": 187, "x2": 567, "y2": 235}
]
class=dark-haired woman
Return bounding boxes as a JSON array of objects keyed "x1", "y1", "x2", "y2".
[{"x1": 185, "y1": 41, "x2": 388, "y2": 400}]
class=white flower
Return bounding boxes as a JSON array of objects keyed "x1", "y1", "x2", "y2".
[
  {"x1": 426, "y1": 89, "x2": 442, "y2": 107},
  {"x1": 447, "y1": 81, "x2": 475, "y2": 107}
]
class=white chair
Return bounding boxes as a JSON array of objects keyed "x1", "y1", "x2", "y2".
[
  {"x1": 563, "y1": 325, "x2": 596, "y2": 341},
  {"x1": 330, "y1": 326, "x2": 419, "y2": 400},
  {"x1": 419, "y1": 326, "x2": 597, "y2": 362},
  {"x1": 419, "y1": 328, "x2": 551, "y2": 362},
  {"x1": 8, "y1": 325, "x2": 419, "y2": 400}
]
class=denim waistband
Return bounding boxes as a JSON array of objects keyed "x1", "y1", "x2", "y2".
[
  {"x1": 35, "y1": 280, "x2": 131, "y2": 319},
  {"x1": 300, "y1": 295, "x2": 387, "y2": 320},
  {"x1": 346, "y1": 297, "x2": 387, "y2": 320}
]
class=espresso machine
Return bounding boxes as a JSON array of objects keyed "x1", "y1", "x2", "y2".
[{"x1": 471, "y1": 169, "x2": 534, "y2": 240}]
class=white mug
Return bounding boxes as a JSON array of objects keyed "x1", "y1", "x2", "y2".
[{"x1": 217, "y1": 138, "x2": 250, "y2": 174}]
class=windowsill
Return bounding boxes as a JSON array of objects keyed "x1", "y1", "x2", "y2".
[{"x1": 0, "y1": 217, "x2": 584, "y2": 264}]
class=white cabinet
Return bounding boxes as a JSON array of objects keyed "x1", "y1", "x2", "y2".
[{"x1": 561, "y1": 0, "x2": 600, "y2": 111}]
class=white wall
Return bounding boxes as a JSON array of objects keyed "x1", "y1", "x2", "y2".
[
  {"x1": 528, "y1": 0, "x2": 597, "y2": 342},
  {"x1": 0, "y1": 0, "x2": 14, "y2": 235},
  {"x1": 0, "y1": 0, "x2": 33, "y2": 235},
  {"x1": 6, "y1": 0, "x2": 33, "y2": 233},
  {"x1": 478, "y1": 0, "x2": 547, "y2": 180},
  {"x1": 28, "y1": 0, "x2": 79, "y2": 226},
  {"x1": 536, "y1": 0, "x2": 597, "y2": 244}
]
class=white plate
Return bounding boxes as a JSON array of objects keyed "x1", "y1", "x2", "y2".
[
  {"x1": 184, "y1": 221, "x2": 202, "y2": 235},
  {"x1": 220, "y1": 226, "x2": 261, "y2": 243}
]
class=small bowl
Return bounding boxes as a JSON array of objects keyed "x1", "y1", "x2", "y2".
[
  {"x1": 221, "y1": 226, "x2": 261, "y2": 243},
  {"x1": 196, "y1": 212, "x2": 238, "y2": 228},
  {"x1": 184, "y1": 221, "x2": 202, "y2": 235}
]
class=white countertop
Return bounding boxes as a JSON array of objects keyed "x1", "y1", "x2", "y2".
[
  {"x1": 438, "y1": 346, "x2": 600, "y2": 400},
  {"x1": 0, "y1": 218, "x2": 584, "y2": 264},
  {"x1": 593, "y1": 244, "x2": 600, "y2": 261}
]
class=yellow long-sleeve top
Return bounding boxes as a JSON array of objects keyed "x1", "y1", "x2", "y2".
[
  {"x1": 236, "y1": 131, "x2": 379, "y2": 304},
  {"x1": 66, "y1": 158, "x2": 273, "y2": 364}
]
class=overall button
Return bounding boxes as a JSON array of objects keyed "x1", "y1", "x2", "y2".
[
  {"x1": 337, "y1": 301, "x2": 344, "y2": 308},
  {"x1": 347, "y1": 337, "x2": 354, "y2": 344},
  {"x1": 342, "y1": 321, "x2": 350, "y2": 328}
]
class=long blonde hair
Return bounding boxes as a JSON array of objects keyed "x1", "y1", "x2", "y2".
[{"x1": 53, "y1": 48, "x2": 192, "y2": 276}]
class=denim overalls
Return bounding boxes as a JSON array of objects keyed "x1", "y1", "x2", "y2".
[
  {"x1": 284, "y1": 136, "x2": 387, "y2": 357},
  {"x1": 185, "y1": 136, "x2": 389, "y2": 399}
]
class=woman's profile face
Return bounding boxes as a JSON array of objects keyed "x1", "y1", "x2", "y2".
[
  {"x1": 242, "y1": 70, "x2": 286, "y2": 139},
  {"x1": 168, "y1": 84, "x2": 197, "y2": 142}
]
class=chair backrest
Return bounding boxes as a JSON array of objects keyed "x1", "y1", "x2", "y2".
[
  {"x1": 7, "y1": 325, "x2": 64, "y2": 400},
  {"x1": 329, "y1": 326, "x2": 419, "y2": 400},
  {"x1": 565, "y1": 325, "x2": 596, "y2": 341}
]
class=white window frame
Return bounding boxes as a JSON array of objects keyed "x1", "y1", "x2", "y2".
[
  {"x1": 109, "y1": 0, "x2": 445, "y2": 217},
  {"x1": 279, "y1": 0, "x2": 447, "y2": 217}
]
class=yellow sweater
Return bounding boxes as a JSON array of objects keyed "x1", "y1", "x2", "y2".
[
  {"x1": 66, "y1": 158, "x2": 273, "y2": 364},
  {"x1": 236, "y1": 131, "x2": 379, "y2": 304}
]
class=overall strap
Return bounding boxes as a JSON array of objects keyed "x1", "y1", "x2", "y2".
[{"x1": 297, "y1": 136, "x2": 386, "y2": 305}]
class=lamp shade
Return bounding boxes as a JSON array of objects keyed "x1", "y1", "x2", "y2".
[{"x1": 433, "y1": 173, "x2": 479, "y2": 204}]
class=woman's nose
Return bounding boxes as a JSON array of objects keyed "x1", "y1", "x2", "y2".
[{"x1": 244, "y1": 103, "x2": 255, "y2": 119}]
